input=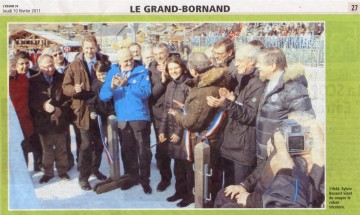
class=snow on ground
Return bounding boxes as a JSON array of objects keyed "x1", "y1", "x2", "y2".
[
  {"x1": 8, "y1": 66, "x2": 325, "y2": 210},
  {"x1": 8, "y1": 100, "x2": 194, "y2": 210}
]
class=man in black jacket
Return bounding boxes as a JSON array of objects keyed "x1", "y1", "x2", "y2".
[
  {"x1": 50, "y1": 46, "x2": 78, "y2": 171},
  {"x1": 29, "y1": 54, "x2": 70, "y2": 184},
  {"x1": 148, "y1": 42, "x2": 172, "y2": 192},
  {"x1": 221, "y1": 48, "x2": 315, "y2": 197},
  {"x1": 207, "y1": 44, "x2": 265, "y2": 187}
]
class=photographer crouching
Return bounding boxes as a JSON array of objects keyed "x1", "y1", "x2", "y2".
[{"x1": 214, "y1": 111, "x2": 325, "y2": 208}]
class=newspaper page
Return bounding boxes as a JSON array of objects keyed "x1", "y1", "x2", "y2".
[{"x1": 0, "y1": 0, "x2": 359, "y2": 213}]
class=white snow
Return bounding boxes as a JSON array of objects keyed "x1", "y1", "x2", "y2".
[
  {"x1": 8, "y1": 99, "x2": 194, "y2": 210},
  {"x1": 8, "y1": 66, "x2": 325, "y2": 210}
]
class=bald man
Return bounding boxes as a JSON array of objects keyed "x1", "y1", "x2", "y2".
[{"x1": 100, "y1": 48, "x2": 153, "y2": 194}]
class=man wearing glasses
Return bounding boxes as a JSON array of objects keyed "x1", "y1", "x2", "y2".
[
  {"x1": 51, "y1": 46, "x2": 69, "y2": 74},
  {"x1": 51, "y1": 46, "x2": 78, "y2": 171},
  {"x1": 211, "y1": 38, "x2": 238, "y2": 90}
]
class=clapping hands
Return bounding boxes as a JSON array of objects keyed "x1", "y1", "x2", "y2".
[{"x1": 111, "y1": 74, "x2": 128, "y2": 89}]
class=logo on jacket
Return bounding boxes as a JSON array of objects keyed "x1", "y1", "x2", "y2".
[
  {"x1": 271, "y1": 94, "x2": 278, "y2": 102},
  {"x1": 251, "y1": 98, "x2": 257, "y2": 103},
  {"x1": 132, "y1": 79, "x2": 137, "y2": 84}
]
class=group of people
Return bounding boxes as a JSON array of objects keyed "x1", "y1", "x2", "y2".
[{"x1": 9, "y1": 34, "x2": 324, "y2": 208}]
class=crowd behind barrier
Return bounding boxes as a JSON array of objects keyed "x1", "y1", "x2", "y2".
[{"x1": 190, "y1": 35, "x2": 324, "y2": 67}]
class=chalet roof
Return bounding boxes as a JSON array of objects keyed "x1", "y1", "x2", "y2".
[
  {"x1": 93, "y1": 24, "x2": 129, "y2": 37},
  {"x1": 9, "y1": 29, "x2": 81, "y2": 47}
]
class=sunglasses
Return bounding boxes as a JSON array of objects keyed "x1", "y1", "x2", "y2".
[
  {"x1": 17, "y1": 61, "x2": 30, "y2": 66},
  {"x1": 52, "y1": 52, "x2": 63, "y2": 57}
]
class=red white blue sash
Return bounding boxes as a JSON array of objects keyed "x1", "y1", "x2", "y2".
[{"x1": 182, "y1": 108, "x2": 227, "y2": 162}]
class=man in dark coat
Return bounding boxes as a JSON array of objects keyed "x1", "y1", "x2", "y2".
[
  {"x1": 62, "y1": 35, "x2": 109, "y2": 190},
  {"x1": 219, "y1": 47, "x2": 315, "y2": 202},
  {"x1": 207, "y1": 44, "x2": 266, "y2": 187},
  {"x1": 169, "y1": 52, "x2": 232, "y2": 207},
  {"x1": 148, "y1": 42, "x2": 172, "y2": 192},
  {"x1": 29, "y1": 54, "x2": 70, "y2": 183},
  {"x1": 50, "y1": 46, "x2": 78, "y2": 170}
]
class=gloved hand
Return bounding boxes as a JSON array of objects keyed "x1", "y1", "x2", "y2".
[{"x1": 43, "y1": 99, "x2": 55, "y2": 113}]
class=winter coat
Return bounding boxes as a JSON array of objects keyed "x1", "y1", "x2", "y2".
[
  {"x1": 241, "y1": 64, "x2": 315, "y2": 193},
  {"x1": 62, "y1": 52, "x2": 109, "y2": 130},
  {"x1": 245, "y1": 168, "x2": 309, "y2": 208},
  {"x1": 28, "y1": 71, "x2": 70, "y2": 134},
  {"x1": 99, "y1": 63, "x2": 151, "y2": 122},
  {"x1": 86, "y1": 79, "x2": 115, "y2": 124},
  {"x1": 246, "y1": 158, "x2": 324, "y2": 208},
  {"x1": 256, "y1": 63, "x2": 315, "y2": 160},
  {"x1": 9, "y1": 73, "x2": 35, "y2": 138},
  {"x1": 159, "y1": 73, "x2": 191, "y2": 159},
  {"x1": 174, "y1": 67, "x2": 231, "y2": 151},
  {"x1": 148, "y1": 61, "x2": 169, "y2": 125},
  {"x1": 220, "y1": 68, "x2": 265, "y2": 166}
]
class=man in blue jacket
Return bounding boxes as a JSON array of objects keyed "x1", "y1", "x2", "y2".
[{"x1": 100, "y1": 48, "x2": 153, "y2": 194}]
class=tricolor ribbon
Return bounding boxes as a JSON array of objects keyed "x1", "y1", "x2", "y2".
[
  {"x1": 97, "y1": 116, "x2": 114, "y2": 164},
  {"x1": 182, "y1": 107, "x2": 227, "y2": 162}
]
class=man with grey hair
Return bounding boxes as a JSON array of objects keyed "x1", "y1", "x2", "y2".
[
  {"x1": 187, "y1": 52, "x2": 212, "y2": 77},
  {"x1": 142, "y1": 45, "x2": 154, "y2": 69},
  {"x1": 29, "y1": 54, "x2": 70, "y2": 183},
  {"x1": 148, "y1": 42, "x2": 172, "y2": 192},
  {"x1": 218, "y1": 47, "x2": 315, "y2": 205},
  {"x1": 128, "y1": 42, "x2": 142, "y2": 62},
  {"x1": 169, "y1": 52, "x2": 232, "y2": 207},
  {"x1": 207, "y1": 44, "x2": 265, "y2": 187}
]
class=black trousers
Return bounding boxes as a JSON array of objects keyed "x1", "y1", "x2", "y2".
[
  {"x1": 118, "y1": 121, "x2": 152, "y2": 185},
  {"x1": 78, "y1": 120, "x2": 103, "y2": 182},
  {"x1": 174, "y1": 159, "x2": 194, "y2": 197},
  {"x1": 153, "y1": 120, "x2": 172, "y2": 182},
  {"x1": 223, "y1": 157, "x2": 255, "y2": 187}
]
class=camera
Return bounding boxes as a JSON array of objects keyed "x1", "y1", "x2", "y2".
[{"x1": 280, "y1": 119, "x2": 311, "y2": 155}]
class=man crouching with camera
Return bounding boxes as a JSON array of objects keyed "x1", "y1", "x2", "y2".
[{"x1": 214, "y1": 111, "x2": 325, "y2": 208}]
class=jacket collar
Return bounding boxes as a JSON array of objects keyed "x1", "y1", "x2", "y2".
[
  {"x1": 197, "y1": 67, "x2": 229, "y2": 88},
  {"x1": 264, "y1": 63, "x2": 308, "y2": 98}
]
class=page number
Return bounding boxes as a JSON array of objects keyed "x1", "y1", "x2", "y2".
[{"x1": 349, "y1": 3, "x2": 359, "y2": 13}]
